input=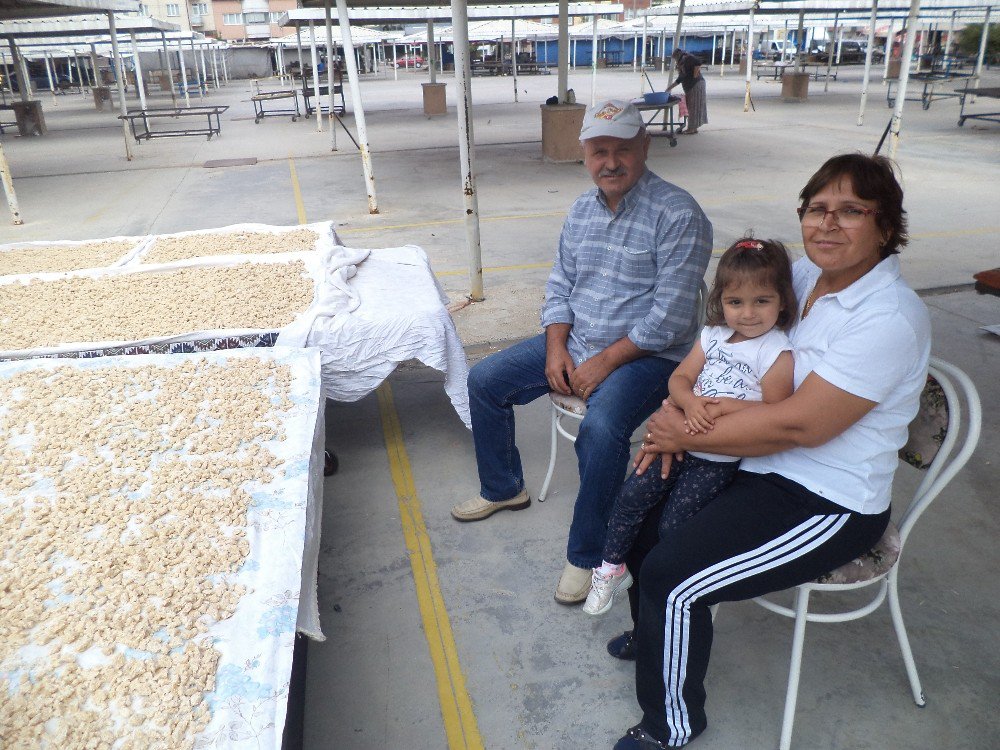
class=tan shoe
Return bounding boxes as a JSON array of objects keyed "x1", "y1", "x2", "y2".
[
  {"x1": 450, "y1": 489, "x2": 530, "y2": 522},
  {"x1": 554, "y1": 562, "x2": 593, "y2": 604}
]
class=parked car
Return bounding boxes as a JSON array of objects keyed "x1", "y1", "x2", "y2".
[
  {"x1": 393, "y1": 55, "x2": 425, "y2": 69},
  {"x1": 811, "y1": 40, "x2": 867, "y2": 64},
  {"x1": 761, "y1": 40, "x2": 797, "y2": 61}
]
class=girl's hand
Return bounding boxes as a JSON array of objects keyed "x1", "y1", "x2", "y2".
[{"x1": 683, "y1": 396, "x2": 720, "y2": 433}]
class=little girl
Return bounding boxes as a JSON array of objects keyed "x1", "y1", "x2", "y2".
[{"x1": 583, "y1": 237, "x2": 798, "y2": 615}]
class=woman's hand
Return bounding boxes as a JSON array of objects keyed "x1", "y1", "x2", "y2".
[{"x1": 644, "y1": 399, "x2": 688, "y2": 457}]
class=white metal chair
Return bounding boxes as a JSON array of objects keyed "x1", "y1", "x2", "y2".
[
  {"x1": 752, "y1": 356, "x2": 982, "y2": 750},
  {"x1": 537, "y1": 280, "x2": 709, "y2": 502}
]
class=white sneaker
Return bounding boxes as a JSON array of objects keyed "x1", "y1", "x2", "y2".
[{"x1": 582, "y1": 567, "x2": 633, "y2": 616}]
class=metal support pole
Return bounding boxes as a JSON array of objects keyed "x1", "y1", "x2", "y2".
[
  {"x1": 858, "y1": 0, "x2": 879, "y2": 125},
  {"x1": 44, "y1": 52, "x2": 57, "y2": 100},
  {"x1": 557, "y1": 0, "x2": 569, "y2": 102},
  {"x1": 107, "y1": 12, "x2": 133, "y2": 161},
  {"x1": 178, "y1": 40, "x2": 190, "y2": 107},
  {"x1": 668, "y1": 0, "x2": 687, "y2": 89},
  {"x1": 945, "y1": 10, "x2": 957, "y2": 60},
  {"x1": 824, "y1": 11, "x2": 840, "y2": 92},
  {"x1": 796, "y1": 12, "x2": 805, "y2": 73},
  {"x1": 512, "y1": 18, "x2": 519, "y2": 103},
  {"x1": 189, "y1": 39, "x2": 203, "y2": 98},
  {"x1": 640, "y1": 14, "x2": 648, "y2": 94},
  {"x1": 449, "y1": 0, "x2": 483, "y2": 301},
  {"x1": 295, "y1": 25, "x2": 304, "y2": 84},
  {"x1": 89, "y1": 42, "x2": 100, "y2": 91},
  {"x1": 130, "y1": 32, "x2": 147, "y2": 110},
  {"x1": 199, "y1": 45, "x2": 209, "y2": 94},
  {"x1": 883, "y1": 17, "x2": 895, "y2": 81},
  {"x1": 888, "y1": 0, "x2": 923, "y2": 158},
  {"x1": 744, "y1": 8, "x2": 755, "y2": 111},
  {"x1": 160, "y1": 33, "x2": 176, "y2": 107},
  {"x1": 973, "y1": 6, "x2": 991, "y2": 94},
  {"x1": 221, "y1": 46, "x2": 229, "y2": 84},
  {"x1": 0, "y1": 142, "x2": 23, "y2": 225},
  {"x1": 324, "y1": 0, "x2": 337, "y2": 151},
  {"x1": 210, "y1": 46, "x2": 219, "y2": 89},
  {"x1": 590, "y1": 15, "x2": 598, "y2": 105},
  {"x1": 309, "y1": 21, "x2": 322, "y2": 131},
  {"x1": 428, "y1": 20, "x2": 437, "y2": 84},
  {"x1": 337, "y1": 0, "x2": 378, "y2": 214}
]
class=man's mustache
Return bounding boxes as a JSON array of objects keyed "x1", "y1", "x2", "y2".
[{"x1": 599, "y1": 167, "x2": 627, "y2": 177}]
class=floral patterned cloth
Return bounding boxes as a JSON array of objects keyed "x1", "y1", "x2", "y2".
[{"x1": 817, "y1": 373, "x2": 947, "y2": 585}]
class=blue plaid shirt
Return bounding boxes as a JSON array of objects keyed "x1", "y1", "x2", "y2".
[{"x1": 541, "y1": 169, "x2": 713, "y2": 365}]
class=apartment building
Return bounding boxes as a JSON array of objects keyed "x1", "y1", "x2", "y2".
[
  {"x1": 139, "y1": 1, "x2": 297, "y2": 42},
  {"x1": 140, "y1": 1, "x2": 218, "y2": 36}
]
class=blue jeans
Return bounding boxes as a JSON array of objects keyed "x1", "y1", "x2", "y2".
[{"x1": 468, "y1": 333, "x2": 676, "y2": 569}]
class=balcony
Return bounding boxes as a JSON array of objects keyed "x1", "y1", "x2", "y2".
[
  {"x1": 189, "y1": 13, "x2": 204, "y2": 27},
  {"x1": 245, "y1": 23, "x2": 271, "y2": 40}
]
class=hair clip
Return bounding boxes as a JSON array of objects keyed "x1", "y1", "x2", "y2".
[{"x1": 734, "y1": 240, "x2": 764, "y2": 251}]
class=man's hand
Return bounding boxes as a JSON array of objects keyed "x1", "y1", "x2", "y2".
[
  {"x1": 568, "y1": 354, "x2": 615, "y2": 401},
  {"x1": 545, "y1": 347, "x2": 575, "y2": 395}
]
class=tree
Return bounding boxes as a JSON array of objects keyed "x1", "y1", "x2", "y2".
[{"x1": 956, "y1": 24, "x2": 1000, "y2": 58}]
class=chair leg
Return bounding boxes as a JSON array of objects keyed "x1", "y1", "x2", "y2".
[
  {"x1": 538, "y1": 407, "x2": 559, "y2": 502},
  {"x1": 887, "y1": 571, "x2": 926, "y2": 706},
  {"x1": 778, "y1": 587, "x2": 811, "y2": 750}
]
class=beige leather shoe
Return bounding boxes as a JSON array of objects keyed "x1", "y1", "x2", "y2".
[
  {"x1": 554, "y1": 562, "x2": 593, "y2": 604},
  {"x1": 450, "y1": 489, "x2": 530, "y2": 522}
]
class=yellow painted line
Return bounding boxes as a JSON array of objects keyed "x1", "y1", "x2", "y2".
[
  {"x1": 376, "y1": 384, "x2": 484, "y2": 750},
  {"x1": 288, "y1": 157, "x2": 307, "y2": 225}
]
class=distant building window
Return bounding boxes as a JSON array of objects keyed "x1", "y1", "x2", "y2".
[
  {"x1": 166, "y1": 3, "x2": 180, "y2": 16},
  {"x1": 223, "y1": 13, "x2": 242, "y2": 25},
  {"x1": 244, "y1": 12, "x2": 268, "y2": 24},
  {"x1": 139, "y1": 3, "x2": 150, "y2": 15},
  {"x1": 269, "y1": 12, "x2": 283, "y2": 23},
  {"x1": 191, "y1": 3, "x2": 208, "y2": 14}
]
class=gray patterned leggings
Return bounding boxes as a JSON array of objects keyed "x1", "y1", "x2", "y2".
[{"x1": 603, "y1": 453, "x2": 740, "y2": 565}]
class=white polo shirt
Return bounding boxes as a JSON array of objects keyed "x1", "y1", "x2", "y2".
[{"x1": 741, "y1": 255, "x2": 931, "y2": 514}]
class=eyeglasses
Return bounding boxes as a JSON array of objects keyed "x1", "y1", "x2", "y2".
[{"x1": 797, "y1": 205, "x2": 880, "y2": 228}]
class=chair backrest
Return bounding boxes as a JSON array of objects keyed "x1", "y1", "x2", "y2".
[
  {"x1": 895, "y1": 357, "x2": 981, "y2": 549},
  {"x1": 696, "y1": 279, "x2": 709, "y2": 330}
]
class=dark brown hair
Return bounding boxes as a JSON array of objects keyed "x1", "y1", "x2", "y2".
[
  {"x1": 705, "y1": 237, "x2": 798, "y2": 332},
  {"x1": 799, "y1": 152, "x2": 908, "y2": 258}
]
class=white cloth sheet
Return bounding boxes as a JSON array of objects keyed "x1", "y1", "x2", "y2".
[{"x1": 301, "y1": 245, "x2": 471, "y2": 428}]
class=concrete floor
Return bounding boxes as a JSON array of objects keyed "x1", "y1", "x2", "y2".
[{"x1": 1, "y1": 65, "x2": 997, "y2": 749}]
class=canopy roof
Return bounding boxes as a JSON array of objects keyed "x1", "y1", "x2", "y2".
[
  {"x1": 395, "y1": 17, "x2": 561, "y2": 42},
  {"x1": 643, "y1": 0, "x2": 994, "y2": 21},
  {"x1": 0, "y1": 0, "x2": 136, "y2": 21},
  {"x1": 283, "y1": 3, "x2": 623, "y2": 25},
  {"x1": 0, "y1": 13, "x2": 177, "y2": 40}
]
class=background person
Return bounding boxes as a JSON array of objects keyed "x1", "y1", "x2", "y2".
[
  {"x1": 451, "y1": 99, "x2": 713, "y2": 605},
  {"x1": 667, "y1": 49, "x2": 708, "y2": 135},
  {"x1": 609, "y1": 153, "x2": 931, "y2": 750},
  {"x1": 583, "y1": 237, "x2": 795, "y2": 617}
]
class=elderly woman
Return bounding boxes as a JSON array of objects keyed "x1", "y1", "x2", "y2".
[
  {"x1": 667, "y1": 49, "x2": 707, "y2": 135},
  {"x1": 610, "y1": 153, "x2": 932, "y2": 750}
]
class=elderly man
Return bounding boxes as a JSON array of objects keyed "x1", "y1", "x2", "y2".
[{"x1": 452, "y1": 99, "x2": 713, "y2": 604}]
